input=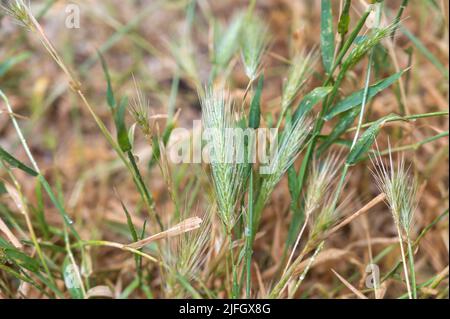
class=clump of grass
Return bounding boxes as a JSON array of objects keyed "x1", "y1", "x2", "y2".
[
  {"x1": 371, "y1": 147, "x2": 418, "y2": 299},
  {"x1": 0, "y1": 0, "x2": 447, "y2": 300}
]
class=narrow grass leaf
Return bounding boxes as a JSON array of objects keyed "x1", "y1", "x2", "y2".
[
  {"x1": 118, "y1": 197, "x2": 138, "y2": 242},
  {"x1": 325, "y1": 70, "x2": 406, "y2": 120},
  {"x1": 0, "y1": 146, "x2": 38, "y2": 176},
  {"x1": 337, "y1": 0, "x2": 351, "y2": 36},
  {"x1": 320, "y1": 0, "x2": 335, "y2": 74},
  {"x1": 346, "y1": 115, "x2": 398, "y2": 165},
  {"x1": 0, "y1": 238, "x2": 40, "y2": 273},
  {"x1": 114, "y1": 96, "x2": 132, "y2": 152},
  {"x1": 318, "y1": 107, "x2": 359, "y2": 154},
  {"x1": 98, "y1": 52, "x2": 116, "y2": 110},
  {"x1": 293, "y1": 86, "x2": 333, "y2": 122}
]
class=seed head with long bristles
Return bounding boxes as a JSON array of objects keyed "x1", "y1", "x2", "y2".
[
  {"x1": 281, "y1": 50, "x2": 317, "y2": 112},
  {"x1": 371, "y1": 147, "x2": 418, "y2": 235},
  {"x1": 258, "y1": 114, "x2": 313, "y2": 209},
  {"x1": 1, "y1": 0, "x2": 34, "y2": 31},
  {"x1": 240, "y1": 15, "x2": 270, "y2": 81},
  {"x1": 201, "y1": 87, "x2": 246, "y2": 231}
]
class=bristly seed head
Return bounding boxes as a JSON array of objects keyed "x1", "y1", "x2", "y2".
[
  {"x1": 281, "y1": 50, "x2": 317, "y2": 112},
  {"x1": 129, "y1": 79, "x2": 153, "y2": 143},
  {"x1": 240, "y1": 14, "x2": 270, "y2": 81},
  {"x1": 1, "y1": 0, "x2": 34, "y2": 31},
  {"x1": 200, "y1": 87, "x2": 246, "y2": 231},
  {"x1": 258, "y1": 113, "x2": 313, "y2": 207},
  {"x1": 304, "y1": 153, "x2": 342, "y2": 216},
  {"x1": 371, "y1": 143, "x2": 418, "y2": 235}
]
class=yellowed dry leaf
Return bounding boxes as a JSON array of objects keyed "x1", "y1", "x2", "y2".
[
  {"x1": 126, "y1": 216, "x2": 202, "y2": 249},
  {"x1": 86, "y1": 285, "x2": 114, "y2": 299},
  {"x1": 331, "y1": 269, "x2": 368, "y2": 299}
]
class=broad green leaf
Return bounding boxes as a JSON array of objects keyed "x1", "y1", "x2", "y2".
[
  {"x1": 320, "y1": 0, "x2": 335, "y2": 74},
  {"x1": 114, "y1": 96, "x2": 132, "y2": 152},
  {"x1": 324, "y1": 70, "x2": 406, "y2": 120},
  {"x1": 293, "y1": 86, "x2": 333, "y2": 122},
  {"x1": 249, "y1": 75, "x2": 264, "y2": 129},
  {"x1": 346, "y1": 114, "x2": 398, "y2": 165},
  {"x1": 98, "y1": 52, "x2": 116, "y2": 110},
  {"x1": 0, "y1": 146, "x2": 38, "y2": 176}
]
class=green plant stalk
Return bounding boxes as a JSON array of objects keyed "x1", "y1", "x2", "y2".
[
  {"x1": 395, "y1": 222, "x2": 413, "y2": 299},
  {"x1": 331, "y1": 20, "x2": 377, "y2": 210},
  {"x1": 229, "y1": 231, "x2": 238, "y2": 298},
  {"x1": 294, "y1": 10, "x2": 371, "y2": 207},
  {"x1": 327, "y1": 10, "x2": 371, "y2": 82},
  {"x1": 288, "y1": 240, "x2": 324, "y2": 298},
  {"x1": 64, "y1": 226, "x2": 87, "y2": 299},
  {"x1": 350, "y1": 47, "x2": 375, "y2": 149},
  {"x1": 127, "y1": 150, "x2": 162, "y2": 230},
  {"x1": 391, "y1": 0, "x2": 409, "y2": 40},
  {"x1": 245, "y1": 171, "x2": 254, "y2": 298},
  {"x1": 336, "y1": 0, "x2": 352, "y2": 54},
  {"x1": 381, "y1": 209, "x2": 448, "y2": 283},
  {"x1": 406, "y1": 234, "x2": 417, "y2": 299},
  {"x1": 269, "y1": 240, "x2": 311, "y2": 298}
]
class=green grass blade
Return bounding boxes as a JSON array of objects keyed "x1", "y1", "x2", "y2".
[
  {"x1": 324, "y1": 70, "x2": 406, "y2": 120},
  {"x1": 318, "y1": 107, "x2": 359, "y2": 154},
  {"x1": 346, "y1": 114, "x2": 398, "y2": 165},
  {"x1": 98, "y1": 52, "x2": 116, "y2": 110},
  {"x1": 293, "y1": 86, "x2": 333, "y2": 122},
  {"x1": 114, "y1": 96, "x2": 132, "y2": 152},
  {"x1": 320, "y1": 0, "x2": 335, "y2": 74},
  {"x1": 0, "y1": 146, "x2": 38, "y2": 177}
]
